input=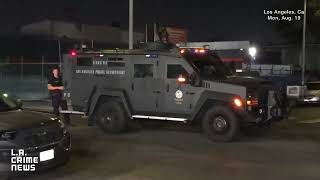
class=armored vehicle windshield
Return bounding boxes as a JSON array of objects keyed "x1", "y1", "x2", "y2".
[{"x1": 184, "y1": 53, "x2": 232, "y2": 80}]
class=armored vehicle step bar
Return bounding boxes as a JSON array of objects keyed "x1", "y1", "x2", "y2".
[
  {"x1": 131, "y1": 115, "x2": 187, "y2": 122},
  {"x1": 60, "y1": 110, "x2": 86, "y2": 115},
  {"x1": 60, "y1": 110, "x2": 187, "y2": 122}
]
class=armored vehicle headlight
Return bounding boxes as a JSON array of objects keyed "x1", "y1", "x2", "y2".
[
  {"x1": 233, "y1": 98, "x2": 243, "y2": 107},
  {"x1": 246, "y1": 97, "x2": 258, "y2": 106}
]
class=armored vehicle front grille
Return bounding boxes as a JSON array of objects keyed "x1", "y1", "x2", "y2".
[{"x1": 202, "y1": 82, "x2": 211, "y2": 88}]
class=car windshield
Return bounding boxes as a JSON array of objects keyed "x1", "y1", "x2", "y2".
[
  {"x1": 306, "y1": 82, "x2": 320, "y2": 90},
  {"x1": 184, "y1": 53, "x2": 232, "y2": 80},
  {"x1": 0, "y1": 95, "x2": 18, "y2": 112}
]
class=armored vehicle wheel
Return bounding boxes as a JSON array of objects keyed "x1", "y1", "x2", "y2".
[
  {"x1": 96, "y1": 99, "x2": 128, "y2": 133},
  {"x1": 202, "y1": 106, "x2": 240, "y2": 142}
]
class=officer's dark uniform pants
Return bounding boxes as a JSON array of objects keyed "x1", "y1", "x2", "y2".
[{"x1": 51, "y1": 93, "x2": 70, "y2": 124}]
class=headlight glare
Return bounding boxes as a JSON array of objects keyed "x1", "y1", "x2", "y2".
[
  {"x1": 0, "y1": 131, "x2": 16, "y2": 141},
  {"x1": 58, "y1": 120, "x2": 65, "y2": 129}
]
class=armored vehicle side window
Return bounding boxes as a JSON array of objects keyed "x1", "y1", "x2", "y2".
[
  {"x1": 134, "y1": 64, "x2": 153, "y2": 78},
  {"x1": 186, "y1": 55, "x2": 231, "y2": 79},
  {"x1": 77, "y1": 57, "x2": 93, "y2": 66},
  {"x1": 167, "y1": 64, "x2": 188, "y2": 79}
]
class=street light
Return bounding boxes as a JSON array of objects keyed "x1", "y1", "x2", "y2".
[
  {"x1": 129, "y1": 0, "x2": 133, "y2": 50},
  {"x1": 248, "y1": 47, "x2": 257, "y2": 59},
  {"x1": 301, "y1": 0, "x2": 307, "y2": 85}
]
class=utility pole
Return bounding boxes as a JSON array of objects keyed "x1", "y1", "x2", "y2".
[
  {"x1": 58, "y1": 39, "x2": 62, "y2": 68},
  {"x1": 129, "y1": 0, "x2": 134, "y2": 49},
  {"x1": 301, "y1": 0, "x2": 307, "y2": 85}
]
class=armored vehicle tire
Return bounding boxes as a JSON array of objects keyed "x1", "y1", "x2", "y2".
[
  {"x1": 202, "y1": 106, "x2": 240, "y2": 142},
  {"x1": 96, "y1": 100, "x2": 128, "y2": 133}
]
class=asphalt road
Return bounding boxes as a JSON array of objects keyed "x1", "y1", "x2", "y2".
[{"x1": 9, "y1": 104, "x2": 320, "y2": 180}]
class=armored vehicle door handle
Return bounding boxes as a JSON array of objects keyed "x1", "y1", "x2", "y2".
[
  {"x1": 186, "y1": 92, "x2": 195, "y2": 95},
  {"x1": 153, "y1": 90, "x2": 161, "y2": 94}
]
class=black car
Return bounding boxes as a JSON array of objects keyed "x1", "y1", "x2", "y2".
[
  {"x1": 303, "y1": 81, "x2": 320, "y2": 104},
  {"x1": 0, "y1": 92, "x2": 71, "y2": 175}
]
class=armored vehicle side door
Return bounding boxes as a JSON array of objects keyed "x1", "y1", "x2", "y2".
[
  {"x1": 157, "y1": 57, "x2": 197, "y2": 116},
  {"x1": 129, "y1": 58, "x2": 163, "y2": 114}
]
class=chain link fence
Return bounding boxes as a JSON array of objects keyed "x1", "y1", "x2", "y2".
[{"x1": 0, "y1": 56, "x2": 60, "y2": 100}]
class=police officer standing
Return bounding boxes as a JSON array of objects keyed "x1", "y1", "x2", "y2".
[{"x1": 47, "y1": 67, "x2": 71, "y2": 125}]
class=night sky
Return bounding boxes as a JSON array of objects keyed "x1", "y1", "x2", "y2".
[{"x1": 0, "y1": 0, "x2": 301, "y2": 43}]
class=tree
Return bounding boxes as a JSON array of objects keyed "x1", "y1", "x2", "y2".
[
  {"x1": 309, "y1": 0, "x2": 320, "y2": 16},
  {"x1": 276, "y1": 0, "x2": 320, "y2": 43}
]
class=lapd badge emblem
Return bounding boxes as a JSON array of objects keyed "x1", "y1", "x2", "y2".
[
  {"x1": 175, "y1": 90, "x2": 183, "y2": 99},
  {"x1": 174, "y1": 90, "x2": 183, "y2": 104}
]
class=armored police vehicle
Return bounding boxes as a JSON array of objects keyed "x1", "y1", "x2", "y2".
[{"x1": 62, "y1": 46, "x2": 284, "y2": 142}]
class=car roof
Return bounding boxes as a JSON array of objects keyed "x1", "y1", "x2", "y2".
[{"x1": 306, "y1": 81, "x2": 320, "y2": 84}]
